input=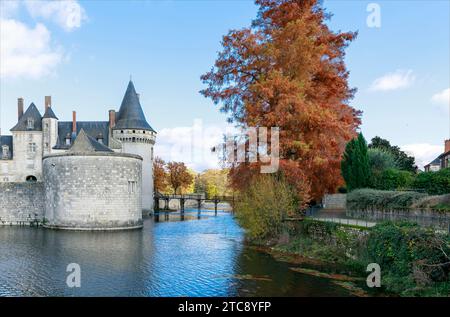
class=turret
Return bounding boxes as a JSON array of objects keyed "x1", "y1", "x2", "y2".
[
  {"x1": 42, "y1": 96, "x2": 59, "y2": 155},
  {"x1": 112, "y1": 80, "x2": 156, "y2": 212}
]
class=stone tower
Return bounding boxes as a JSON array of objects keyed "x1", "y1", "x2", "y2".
[
  {"x1": 10, "y1": 102, "x2": 44, "y2": 182},
  {"x1": 42, "y1": 96, "x2": 59, "y2": 156},
  {"x1": 112, "y1": 81, "x2": 156, "y2": 212}
]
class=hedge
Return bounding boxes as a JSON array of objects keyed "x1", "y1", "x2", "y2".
[{"x1": 347, "y1": 189, "x2": 427, "y2": 211}]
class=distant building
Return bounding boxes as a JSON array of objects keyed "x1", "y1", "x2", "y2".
[{"x1": 424, "y1": 140, "x2": 450, "y2": 172}]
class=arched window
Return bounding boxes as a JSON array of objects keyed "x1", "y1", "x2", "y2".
[{"x1": 26, "y1": 175, "x2": 37, "y2": 182}]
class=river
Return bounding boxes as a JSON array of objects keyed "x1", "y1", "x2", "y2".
[{"x1": 0, "y1": 210, "x2": 353, "y2": 296}]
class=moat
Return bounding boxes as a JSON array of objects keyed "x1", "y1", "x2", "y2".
[{"x1": 0, "y1": 210, "x2": 352, "y2": 296}]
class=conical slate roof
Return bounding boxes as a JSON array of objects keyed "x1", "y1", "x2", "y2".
[
  {"x1": 10, "y1": 103, "x2": 42, "y2": 131},
  {"x1": 43, "y1": 106, "x2": 58, "y2": 120},
  {"x1": 114, "y1": 81, "x2": 155, "y2": 132},
  {"x1": 69, "y1": 129, "x2": 113, "y2": 153}
]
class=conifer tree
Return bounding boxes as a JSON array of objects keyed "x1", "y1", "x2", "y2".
[{"x1": 341, "y1": 133, "x2": 371, "y2": 190}]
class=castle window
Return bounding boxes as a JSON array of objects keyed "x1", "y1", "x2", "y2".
[
  {"x1": 65, "y1": 133, "x2": 71, "y2": 146},
  {"x1": 96, "y1": 133, "x2": 104, "y2": 144},
  {"x1": 45, "y1": 143, "x2": 49, "y2": 150},
  {"x1": 26, "y1": 175, "x2": 37, "y2": 182},
  {"x1": 133, "y1": 130, "x2": 136, "y2": 133},
  {"x1": 2, "y1": 145, "x2": 9, "y2": 159},
  {"x1": 121, "y1": 130, "x2": 124, "y2": 134},
  {"x1": 27, "y1": 118, "x2": 34, "y2": 130},
  {"x1": 27, "y1": 143, "x2": 37, "y2": 153},
  {"x1": 128, "y1": 181, "x2": 137, "y2": 193}
]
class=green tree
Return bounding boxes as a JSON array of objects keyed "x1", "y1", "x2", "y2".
[
  {"x1": 369, "y1": 136, "x2": 416, "y2": 172},
  {"x1": 341, "y1": 133, "x2": 371, "y2": 191},
  {"x1": 413, "y1": 168, "x2": 450, "y2": 195},
  {"x1": 374, "y1": 168, "x2": 415, "y2": 190},
  {"x1": 234, "y1": 175, "x2": 298, "y2": 240}
]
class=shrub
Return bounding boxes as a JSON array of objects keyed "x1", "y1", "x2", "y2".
[
  {"x1": 413, "y1": 168, "x2": 450, "y2": 195},
  {"x1": 412, "y1": 194, "x2": 450, "y2": 210},
  {"x1": 347, "y1": 188, "x2": 427, "y2": 211},
  {"x1": 234, "y1": 175, "x2": 299, "y2": 241},
  {"x1": 366, "y1": 222, "x2": 449, "y2": 295},
  {"x1": 371, "y1": 168, "x2": 415, "y2": 190}
]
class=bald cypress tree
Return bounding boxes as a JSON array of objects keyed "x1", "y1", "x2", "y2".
[{"x1": 341, "y1": 133, "x2": 371, "y2": 191}]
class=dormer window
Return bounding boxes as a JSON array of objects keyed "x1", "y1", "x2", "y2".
[
  {"x1": 2, "y1": 145, "x2": 9, "y2": 159},
  {"x1": 65, "y1": 133, "x2": 71, "y2": 146},
  {"x1": 27, "y1": 118, "x2": 34, "y2": 130},
  {"x1": 97, "y1": 133, "x2": 104, "y2": 144}
]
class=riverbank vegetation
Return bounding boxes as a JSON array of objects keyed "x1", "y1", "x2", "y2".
[
  {"x1": 234, "y1": 175, "x2": 299, "y2": 240},
  {"x1": 265, "y1": 220, "x2": 450, "y2": 296},
  {"x1": 347, "y1": 189, "x2": 450, "y2": 212}
]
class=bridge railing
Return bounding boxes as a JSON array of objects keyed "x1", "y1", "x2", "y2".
[{"x1": 155, "y1": 193, "x2": 234, "y2": 202}]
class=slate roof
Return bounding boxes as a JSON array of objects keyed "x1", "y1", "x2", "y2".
[
  {"x1": 10, "y1": 103, "x2": 42, "y2": 131},
  {"x1": 438, "y1": 150, "x2": 450, "y2": 159},
  {"x1": 0, "y1": 135, "x2": 13, "y2": 160},
  {"x1": 54, "y1": 121, "x2": 110, "y2": 150},
  {"x1": 69, "y1": 129, "x2": 113, "y2": 153},
  {"x1": 43, "y1": 106, "x2": 58, "y2": 120},
  {"x1": 114, "y1": 81, "x2": 155, "y2": 132}
]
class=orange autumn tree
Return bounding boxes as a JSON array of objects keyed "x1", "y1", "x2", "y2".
[
  {"x1": 201, "y1": 0, "x2": 361, "y2": 201},
  {"x1": 166, "y1": 162, "x2": 194, "y2": 195},
  {"x1": 153, "y1": 157, "x2": 169, "y2": 193}
]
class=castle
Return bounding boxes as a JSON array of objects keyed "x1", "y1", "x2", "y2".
[{"x1": 0, "y1": 80, "x2": 156, "y2": 230}]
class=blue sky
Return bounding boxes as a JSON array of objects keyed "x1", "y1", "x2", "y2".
[{"x1": 0, "y1": 0, "x2": 449, "y2": 170}]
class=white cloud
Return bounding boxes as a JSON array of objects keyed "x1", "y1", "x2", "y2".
[
  {"x1": 154, "y1": 120, "x2": 236, "y2": 172},
  {"x1": 0, "y1": 19, "x2": 63, "y2": 79},
  {"x1": 431, "y1": 88, "x2": 449, "y2": 113},
  {"x1": 401, "y1": 143, "x2": 443, "y2": 170},
  {"x1": 0, "y1": 1, "x2": 86, "y2": 79},
  {"x1": 369, "y1": 69, "x2": 415, "y2": 92},
  {"x1": 24, "y1": 0, "x2": 87, "y2": 32}
]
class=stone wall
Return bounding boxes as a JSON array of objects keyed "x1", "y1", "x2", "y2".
[
  {"x1": 322, "y1": 193, "x2": 347, "y2": 210},
  {"x1": 0, "y1": 182, "x2": 44, "y2": 225},
  {"x1": 114, "y1": 129, "x2": 155, "y2": 212},
  {"x1": 43, "y1": 153, "x2": 143, "y2": 230},
  {"x1": 346, "y1": 209, "x2": 450, "y2": 231}
]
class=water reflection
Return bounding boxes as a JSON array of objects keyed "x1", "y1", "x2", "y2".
[{"x1": 0, "y1": 210, "x2": 351, "y2": 297}]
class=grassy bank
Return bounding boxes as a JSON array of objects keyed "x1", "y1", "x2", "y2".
[{"x1": 248, "y1": 220, "x2": 450, "y2": 297}]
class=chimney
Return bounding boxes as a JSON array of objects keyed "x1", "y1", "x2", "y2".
[
  {"x1": 445, "y1": 139, "x2": 450, "y2": 153},
  {"x1": 18, "y1": 98, "x2": 24, "y2": 120},
  {"x1": 109, "y1": 110, "x2": 116, "y2": 128},
  {"x1": 72, "y1": 111, "x2": 77, "y2": 134},
  {"x1": 45, "y1": 96, "x2": 51, "y2": 112}
]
